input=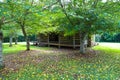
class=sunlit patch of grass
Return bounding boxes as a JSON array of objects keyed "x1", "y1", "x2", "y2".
[
  {"x1": 93, "y1": 45, "x2": 120, "y2": 54},
  {"x1": 3, "y1": 44, "x2": 26, "y2": 55},
  {"x1": 3, "y1": 43, "x2": 52, "y2": 55}
]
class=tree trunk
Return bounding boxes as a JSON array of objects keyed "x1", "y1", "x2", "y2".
[
  {"x1": 87, "y1": 35, "x2": 92, "y2": 47},
  {"x1": 0, "y1": 31, "x2": 4, "y2": 69},
  {"x1": 80, "y1": 33, "x2": 87, "y2": 54},
  {"x1": 9, "y1": 36, "x2": 13, "y2": 47},
  {"x1": 26, "y1": 37, "x2": 30, "y2": 51},
  {"x1": 15, "y1": 37, "x2": 18, "y2": 45},
  {"x1": 21, "y1": 25, "x2": 30, "y2": 51}
]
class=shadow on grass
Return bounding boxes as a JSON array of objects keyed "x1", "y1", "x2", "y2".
[{"x1": 1, "y1": 44, "x2": 120, "y2": 79}]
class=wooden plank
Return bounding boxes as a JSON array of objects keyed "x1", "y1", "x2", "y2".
[
  {"x1": 75, "y1": 38, "x2": 80, "y2": 40},
  {"x1": 39, "y1": 42, "x2": 80, "y2": 47}
]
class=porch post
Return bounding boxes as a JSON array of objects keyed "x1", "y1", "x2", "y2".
[
  {"x1": 38, "y1": 35, "x2": 41, "y2": 46},
  {"x1": 47, "y1": 34, "x2": 50, "y2": 47},
  {"x1": 37, "y1": 34, "x2": 41, "y2": 46},
  {"x1": 73, "y1": 35, "x2": 75, "y2": 49},
  {"x1": 58, "y1": 34, "x2": 61, "y2": 49}
]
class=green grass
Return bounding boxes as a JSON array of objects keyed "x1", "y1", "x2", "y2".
[
  {"x1": 3, "y1": 44, "x2": 26, "y2": 55},
  {"x1": 1, "y1": 43, "x2": 120, "y2": 80},
  {"x1": 3, "y1": 43, "x2": 51, "y2": 55},
  {"x1": 94, "y1": 46, "x2": 120, "y2": 54}
]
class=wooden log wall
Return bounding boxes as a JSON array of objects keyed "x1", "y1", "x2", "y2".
[
  {"x1": 38, "y1": 33, "x2": 81, "y2": 48},
  {"x1": 39, "y1": 34, "x2": 48, "y2": 42},
  {"x1": 74, "y1": 33, "x2": 80, "y2": 45},
  {"x1": 59, "y1": 35, "x2": 73, "y2": 44}
]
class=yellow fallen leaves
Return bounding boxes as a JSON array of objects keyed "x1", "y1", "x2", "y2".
[{"x1": 2, "y1": 45, "x2": 120, "y2": 80}]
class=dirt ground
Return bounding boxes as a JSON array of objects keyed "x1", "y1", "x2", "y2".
[{"x1": 0, "y1": 48, "x2": 98, "y2": 74}]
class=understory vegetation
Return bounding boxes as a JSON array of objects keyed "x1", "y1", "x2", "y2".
[
  {"x1": 100, "y1": 33, "x2": 120, "y2": 42},
  {"x1": 0, "y1": 43, "x2": 120, "y2": 80}
]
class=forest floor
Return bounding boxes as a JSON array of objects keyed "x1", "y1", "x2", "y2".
[{"x1": 0, "y1": 42, "x2": 120, "y2": 80}]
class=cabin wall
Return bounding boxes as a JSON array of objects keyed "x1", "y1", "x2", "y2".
[
  {"x1": 39, "y1": 34, "x2": 48, "y2": 42},
  {"x1": 37, "y1": 33, "x2": 81, "y2": 47},
  {"x1": 74, "y1": 33, "x2": 80, "y2": 45},
  {"x1": 59, "y1": 35, "x2": 73, "y2": 44},
  {"x1": 59, "y1": 33, "x2": 80, "y2": 45},
  {"x1": 37, "y1": 33, "x2": 95, "y2": 48}
]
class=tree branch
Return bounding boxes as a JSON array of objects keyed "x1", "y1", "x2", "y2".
[
  {"x1": 58, "y1": 0, "x2": 74, "y2": 26},
  {"x1": 42, "y1": 0, "x2": 59, "y2": 11},
  {"x1": 3, "y1": 20, "x2": 14, "y2": 24},
  {"x1": 92, "y1": 0, "x2": 99, "y2": 8}
]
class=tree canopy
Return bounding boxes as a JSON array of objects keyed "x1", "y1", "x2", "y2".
[
  {"x1": 0, "y1": 0, "x2": 120, "y2": 51},
  {"x1": 49, "y1": 0, "x2": 120, "y2": 53}
]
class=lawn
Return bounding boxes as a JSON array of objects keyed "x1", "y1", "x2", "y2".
[
  {"x1": 0, "y1": 43, "x2": 120, "y2": 80},
  {"x1": 3, "y1": 43, "x2": 52, "y2": 55}
]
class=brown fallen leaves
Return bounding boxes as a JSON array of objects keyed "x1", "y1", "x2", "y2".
[{"x1": 0, "y1": 48, "x2": 98, "y2": 75}]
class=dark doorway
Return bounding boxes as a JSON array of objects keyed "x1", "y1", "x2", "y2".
[{"x1": 49, "y1": 33, "x2": 59, "y2": 42}]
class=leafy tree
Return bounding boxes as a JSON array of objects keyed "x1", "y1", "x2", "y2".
[
  {"x1": 100, "y1": 32, "x2": 120, "y2": 42},
  {"x1": 0, "y1": 0, "x2": 58, "y2": 68},
  {"x1": 55, "y1": 0, "x2": 120, "y2": 54},
  {"x1": 0, "y1": 0, "x2": 13, "y2": 68},
  {"x1": 2, "y1": 23, "x2": 20, "y2": 46},
  {"x1": 6, "y1": 0, "x2": 35, "y2": 50},
  {"x1": 7, "y1": 0, "x2": 59, "y2": 50}
]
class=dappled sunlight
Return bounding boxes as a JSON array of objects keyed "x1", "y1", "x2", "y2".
[
  {"x1": 93, "y1": 44, "x2": 120, "y2": 55},
  {"x1": 0, "y1": 43, "x2": 120, "y2": 79},
  {"x1": 99, "y1": 42, "x2": 120, "y2": 49},
  {"x1": 0, "y1": 0, "x2": 120, "y2": 79}
]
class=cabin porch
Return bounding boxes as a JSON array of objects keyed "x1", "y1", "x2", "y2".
[{"x1": 34, "y1": 33, "x2": 90, "y2": 49}]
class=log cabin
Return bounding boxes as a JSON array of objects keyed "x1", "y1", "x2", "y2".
[{"x1": 34, "y1": 32, "x2": 96, "y2": 49}]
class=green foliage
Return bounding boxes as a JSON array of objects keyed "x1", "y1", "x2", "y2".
[
  {"x1": 1, "y1": 0, "x2": 60, "y2": 36},
  {"x1": 100, "y1": 32, "x2": 120, "y2": 42},
  {"x1": 2, "y1": 23, "x2": 22, "y2": 38},
  {"x1": 51, "y1": 0, "x2": 120, "y2": 36},
  {"x1": 0, "y1": 1, "x2": 13, "y2": 28},
  {"x1": 1, "y1": 0, "x2": 120, "y2": 36},
  {"x1": 5, "y1": 0, "x2": 40, "y2": 35}
]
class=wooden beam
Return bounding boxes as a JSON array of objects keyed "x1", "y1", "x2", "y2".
[
  {"x1": 58, "y1": 34, "x2": 61, "y2": 49},
  {"x1": 39, "y1": 42, "x2": 80, "y2": 47},
  {"x1": 47, "y1": 34, "x2": 50, "y2": 47},
  {"x1": 73, "y1": 35, "x2": 75, "y2": 49},
  {"x1": 38, "y1": 34, "x2": 41, "y2": 46}
]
